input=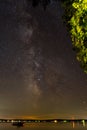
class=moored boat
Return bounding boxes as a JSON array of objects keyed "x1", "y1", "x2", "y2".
[{"x1": 12, "y1": 122, "x2": 24, "y2": 127}]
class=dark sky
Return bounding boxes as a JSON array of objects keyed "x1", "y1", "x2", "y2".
[{"x1": 0, "y1": 0, "x2": 87, "y2": 119}]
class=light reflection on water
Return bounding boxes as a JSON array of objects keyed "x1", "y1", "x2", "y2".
[{"x1": 0, "y1": 122, "x2": 87, "y2": 130}]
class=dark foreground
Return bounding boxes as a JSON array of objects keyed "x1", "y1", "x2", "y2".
[{"x1": 0, "y1": 122, "x2": 87, "y2": 130}]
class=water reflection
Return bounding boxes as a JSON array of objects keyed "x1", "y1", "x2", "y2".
[
  {"x1": 0, "y1": 120, "x2": 87, "y2": 130},
  {"x1": 72, "y1": 121, "x2": 75, "y2": 128},
  {"x1": 82, "y1": 120, "x2": 86, "y2": 127},
  {"x1": 69, "y1": 120, "x2": 86, "y2": 128}
]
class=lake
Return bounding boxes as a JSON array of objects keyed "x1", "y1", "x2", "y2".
[{"x1": 0, "y1": 122, "x2": 87, "y2": 130}]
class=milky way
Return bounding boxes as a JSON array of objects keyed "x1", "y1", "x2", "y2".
[{"x1": 0, "y1": 0, "x2": 87, "y2": 119}]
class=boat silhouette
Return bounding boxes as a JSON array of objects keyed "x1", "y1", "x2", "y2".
[{"x1": 12, "y1": 122, "x2": 24, "y2": 127}]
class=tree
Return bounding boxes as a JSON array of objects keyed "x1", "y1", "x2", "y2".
[
  {"x1": 63, "y1": 0, "x2": 87, "y2": 73},
  {"x1": 27, "y1": 0, "x2": 51, "y2": 10},
  {"x1": 27, "y1": 0, "x2": 87, "y2": 73}
]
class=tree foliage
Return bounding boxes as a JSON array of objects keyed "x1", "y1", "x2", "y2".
[
  {"x1": 63, "y1": 0, "x2": 87, "y2": 73},
  {"x1": 27, "y1": 0, "x2": 59, "y2": 10},
  {"x1": 27, "y1": 0, "x2": 51, "y2": 10},
  {"x1": 29, "y1": 0, "x2": 87, "y2": 73}
]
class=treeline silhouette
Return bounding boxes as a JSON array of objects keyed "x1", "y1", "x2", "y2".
[{"x1": 27, "y1": 0, "x2": 59, "y2": 10}]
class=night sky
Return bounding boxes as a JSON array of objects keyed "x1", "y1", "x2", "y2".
[{"x1": 0, "y1": 0, "x2": 87, "y2": 119}]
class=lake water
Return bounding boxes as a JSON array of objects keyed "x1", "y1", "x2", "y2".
[{"x1": 0, "y1": 122, "x2": 87, "y2": 130}]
